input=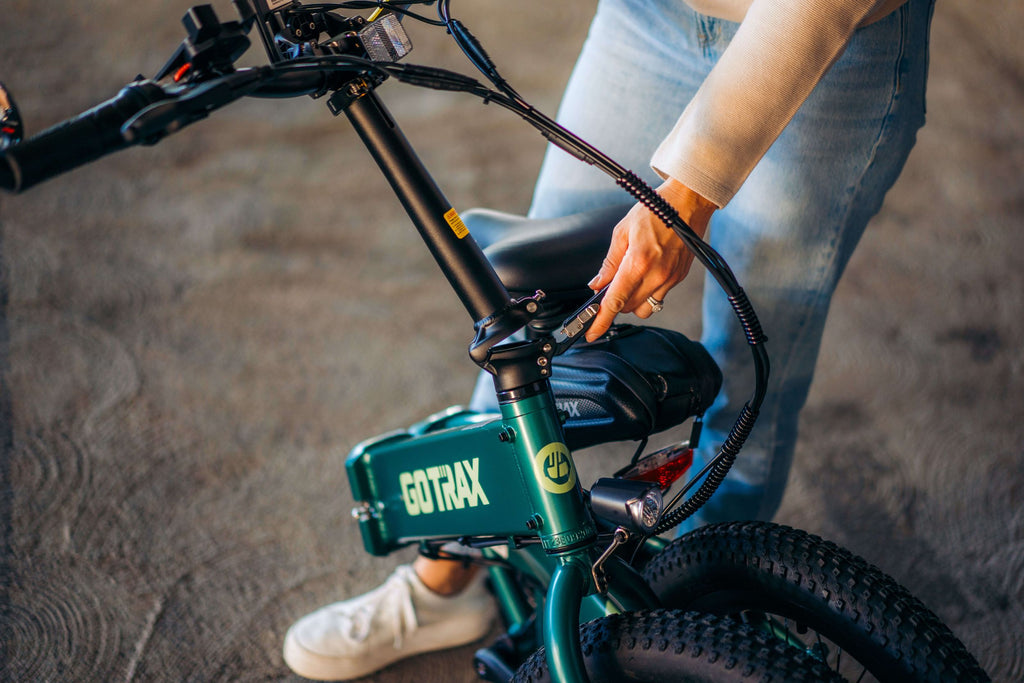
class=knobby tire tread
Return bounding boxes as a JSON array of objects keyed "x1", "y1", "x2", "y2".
[
  {"x1": 513, "y1": 609, "x2": 843, "y2": 682},
  {"x1": 643, "y1": 521, "x2": 989, "y2": 683}
]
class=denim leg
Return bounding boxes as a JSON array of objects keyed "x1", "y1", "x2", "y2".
[
  {"x1": 695, "y1": 0, "x2": 935, "y2": 525},
  {"x1": 528, "y1": 0, "x2": 721, "y2": 219},
  {"x1": 473, "y1": 0, "x2": 935, "y2": 530},
  {"x1": 470, "y1": 0, "x2": 716, "y2": 411}
]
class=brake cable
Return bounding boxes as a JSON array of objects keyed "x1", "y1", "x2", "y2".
[
  {"x1": 421, "y1": 4, "x2": 769, "y2": 532},
  {"x1": 258, "y1": 3, "x2": 769, "y2": 533}
]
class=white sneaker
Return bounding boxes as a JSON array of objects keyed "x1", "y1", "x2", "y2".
[{"x1": 283, "y1": 564, "x2": 497, "y2": 680}]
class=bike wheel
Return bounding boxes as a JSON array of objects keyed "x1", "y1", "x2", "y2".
[
  {"x1": 643, "y1": 521, "x2": 989, "y2": 683},
  {"x1": 513, "y1": 609, "x2": 844, "y2": 682}
]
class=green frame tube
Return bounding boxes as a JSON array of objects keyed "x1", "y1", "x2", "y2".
[
  {"x1": 498, "y1": 389, "x2": 596, "y2": 553},
  {"x1": 546, "y1": 559, "x2": 590, "y2": 683},
  {"x1": 348, "y1": 384, "x2": 649, "y2": 681}
]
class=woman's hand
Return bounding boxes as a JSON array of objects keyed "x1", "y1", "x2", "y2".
[{"x1": 585, "y1": 178, "x2": 716, "y2": 342}]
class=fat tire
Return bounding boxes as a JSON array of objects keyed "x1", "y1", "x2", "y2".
[
  {"x1": 512, "y1": 608, "x2": 843, "y2": 682},
  {"x1": 643, "y1": 521, "x2": 989, "y2": 682}
]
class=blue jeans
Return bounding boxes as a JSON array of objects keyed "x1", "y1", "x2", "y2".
[{"x1": 475, "y1": 0, "x2": 934, "y2": 527}]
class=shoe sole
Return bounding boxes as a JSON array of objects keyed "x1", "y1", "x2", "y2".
[{"x1": 282, "y1": 610, "x2": 495, "y2": 681}]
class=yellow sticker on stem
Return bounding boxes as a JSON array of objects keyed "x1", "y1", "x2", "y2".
[{"x1": 444, "y1": 208, "x2": 470, "y2": 239}]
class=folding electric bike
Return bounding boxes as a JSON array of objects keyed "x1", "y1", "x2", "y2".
[{"x1": 0, "y1": 2, "x2": 989, "y2": 681}]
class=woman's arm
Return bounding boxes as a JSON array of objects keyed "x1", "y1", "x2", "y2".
[{"x1": 586, "y1": 0, "x2": 904, "y2": 340}]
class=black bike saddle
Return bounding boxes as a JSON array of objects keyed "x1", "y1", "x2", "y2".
[
  {"x1": 463, "y1": 204, "x2": 722, "y2": 448},
  {"x1": 464, "y1": 203, "x2": 632, "y2": 301}
]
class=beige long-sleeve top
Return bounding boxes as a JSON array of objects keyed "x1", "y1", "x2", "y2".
[{"x1": 652, "y1": 0, "x2": 908, "y2": 207}]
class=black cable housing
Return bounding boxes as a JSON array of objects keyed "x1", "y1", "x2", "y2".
[
  {"x1": 328, "y1": 37, "x2": 776, "y2": 532},
  {"x1": 305, "y1": 1, "x2": 446, "y2": 26},
  {"x1": 653, "y1": 403, "x2": 758, "y2": 534},
  {"x1": 1, "y1": 1, "x2": 772, "y2": 532}
]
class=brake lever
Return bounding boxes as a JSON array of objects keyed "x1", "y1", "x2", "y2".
[
  {"x1": 551, "y1": 285, "x2": 608, "y2": 355},
  {"x1": 121, "y1": 68, "x2": 268, "y2": 144}
]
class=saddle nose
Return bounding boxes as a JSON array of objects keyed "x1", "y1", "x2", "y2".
[{"x1": 463, "y1": 203, "x2": 632, "y2": 299}]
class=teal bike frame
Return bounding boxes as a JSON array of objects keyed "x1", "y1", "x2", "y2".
[
  {"x1": 2, "y1": 4, "x2": 989, "y2": 682},
  {"x1": 0, "y1": 4, "x2": 746, "y2": 678},
  {"x1": 0, "y1": 4, "x2": 675, "y2": 677},
  {"x1": 341, "y1": 90, "x2": 659, "y2": 682}
]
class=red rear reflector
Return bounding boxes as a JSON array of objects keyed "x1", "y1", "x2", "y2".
[{"x1": 621, "y1": 446, "x2": 693, "y2": 490}]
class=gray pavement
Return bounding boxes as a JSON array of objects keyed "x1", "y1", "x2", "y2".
[{"x1": 1, "y1": 1, "x2": 1022, "y2": 681}]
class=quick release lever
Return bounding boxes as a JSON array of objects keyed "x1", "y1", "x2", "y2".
[{"x1": 552, "y1": 285, "x2": 608, "y2": 354}]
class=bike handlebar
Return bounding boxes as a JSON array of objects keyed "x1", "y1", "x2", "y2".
[
  {"x1": 0, "y1": 1, "x2": 770, "y2": 535},
  {"x1": 0, "y1": 67, "x2": 332, "y2": 195},
  {"x1": 0, "y1": 80, "x2": 168, "y2": 194}
]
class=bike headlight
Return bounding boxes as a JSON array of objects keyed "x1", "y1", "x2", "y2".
[{"x1": 589, "y1": 478, "x2": 664, "y2": 534}]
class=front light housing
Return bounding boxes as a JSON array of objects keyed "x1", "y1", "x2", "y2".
[{"x1": 589, "y1": 478, "x2": 664, "y2": 534}]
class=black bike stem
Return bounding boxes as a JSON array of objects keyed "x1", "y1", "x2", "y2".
[{"x1": 344, "y1": 91, "x2": 511, "y2": 323}]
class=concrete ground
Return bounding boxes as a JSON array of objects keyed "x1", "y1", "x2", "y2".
[{"x1": 1, "y1": 1, "x2": 1021, "y2": 681}]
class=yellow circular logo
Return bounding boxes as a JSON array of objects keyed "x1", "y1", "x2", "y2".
[{"x1": 535, "y1": 442, "x2": 576, "y2": 494}]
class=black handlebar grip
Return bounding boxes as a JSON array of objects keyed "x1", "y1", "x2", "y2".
[
  {"x1": 0, "y1": 80, "x2": 168, "y2": 193},
  {"x1": 0, "y1": 157, "x2": 14, "y2": 192}
]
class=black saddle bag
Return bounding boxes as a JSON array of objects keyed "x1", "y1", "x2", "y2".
[{"x1": 551, "y1": 325, "x2": 721, "y2": 451}]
